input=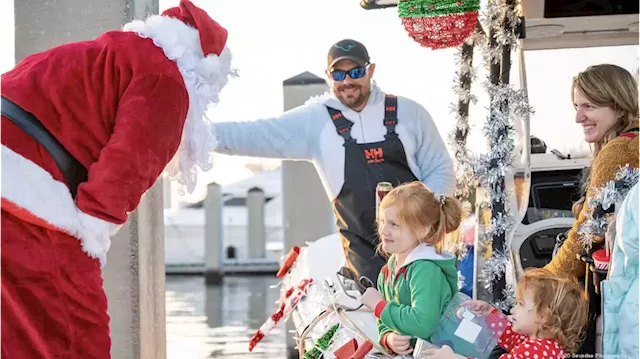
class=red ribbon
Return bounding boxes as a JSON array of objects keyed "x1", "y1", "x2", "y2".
[{"x1": 334, "y1": 339, "x2": 374, "y2": 359}]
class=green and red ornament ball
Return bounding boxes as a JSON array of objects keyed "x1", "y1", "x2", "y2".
[{"x1": 399, "y1": 0, "x2": 480, "y2": 49}]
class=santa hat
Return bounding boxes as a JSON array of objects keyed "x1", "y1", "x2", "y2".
[
  {"x1": 161, "y1": 0, "x2": 228, "y2": 57},
  {"x1": 124, "y1": 0, "x2": 235, "y2": 194}
]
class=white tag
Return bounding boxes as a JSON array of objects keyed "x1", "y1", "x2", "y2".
[
  {"x1": 461, "y1": 309, "x2": 475, "y2": 321},
  {"x1": 454, "y1": 319, "x2": 482, "y2": 343}
]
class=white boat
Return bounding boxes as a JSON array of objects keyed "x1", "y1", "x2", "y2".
[
  {"x1": 263, "y1": 2, "x2": 638, "y2": 358},
  {"x1": 274, "y1": 153, "x2": 588, "y2": 359}
]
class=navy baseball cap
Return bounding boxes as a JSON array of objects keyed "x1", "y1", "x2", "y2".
[{"x1": 327, "y1": 39, "x2": 370, "y2": 69}]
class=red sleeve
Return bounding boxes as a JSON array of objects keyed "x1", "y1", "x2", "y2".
[
  {"x1": 374, "y1": 300, "x2": 388, "y2": 318},
  {"x1": 485, "y1": 309, "x2": 528, "y2": 352},
  {"x1": 75, "y1": 74, "x2": 188, "y2": 224},
  {"x1": 380, "y1": 332, "x2": 394, "y2": 354}
]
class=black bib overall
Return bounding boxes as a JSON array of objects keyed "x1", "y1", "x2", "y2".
[{"x1": 327, "y1": 95, "x2": 419, "y2": 285}]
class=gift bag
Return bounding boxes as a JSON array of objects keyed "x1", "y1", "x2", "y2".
[{"x1": 414, "y1": 292, "x2": 500, "y2": 359}]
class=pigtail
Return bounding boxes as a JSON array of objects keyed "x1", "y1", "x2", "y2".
[
  {"x1": 442, "y1": 196, "x2": 463, "y2": 234},
  {"x1": 430, "y1": 196, "x2": 463, "y2": 253}
]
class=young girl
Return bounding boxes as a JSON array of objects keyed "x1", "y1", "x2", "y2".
[
  {"x1": 360, "y1": 181, "x2": 463, "y2": 355},
  {"x1": 426, "y1": 268, "x2": 589, "y2": 359}
]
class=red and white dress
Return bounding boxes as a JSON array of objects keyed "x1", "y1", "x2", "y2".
[
  {"x1": 1, "y1": 1, "x2": 232, "y2": 358},
  {"x1": 475, "y1": 309, "x2": 567, "y2": 359}
]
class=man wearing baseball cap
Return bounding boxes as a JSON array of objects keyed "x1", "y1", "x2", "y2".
[{"x1": 212, "y1": 39, "x2": 454, "y2": 284}]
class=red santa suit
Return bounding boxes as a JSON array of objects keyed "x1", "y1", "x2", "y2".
[{"x1": 0, "y1": 1, "x2": 233, "y2": 358}]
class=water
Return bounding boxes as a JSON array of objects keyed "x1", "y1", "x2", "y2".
[{"x1": 166, "y1": 275, "x2": 288, "y2": 359}]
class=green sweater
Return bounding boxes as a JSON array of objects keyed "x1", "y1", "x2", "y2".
[{"x1": 375, "y1": 244, "x2": 458, "y2": 348}]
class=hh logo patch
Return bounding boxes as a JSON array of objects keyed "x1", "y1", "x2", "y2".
[{"x1": 364, "y1": 147, "x2": 384, "y2": 164}]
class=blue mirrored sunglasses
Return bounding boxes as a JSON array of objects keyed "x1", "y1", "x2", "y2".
[{"x1": 330, "y1": 67, "x2": 366, "y2": 81}]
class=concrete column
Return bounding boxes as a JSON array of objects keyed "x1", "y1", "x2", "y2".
[
  {"x1": 13, "y1": 1, "x2": 162, "y2": 359},
  {"x1": 281, "y1": 72, "x2": 335, "y2": 359},
  {"x1": 247, "y1": 277, "x2": 268, "y2": 328},
  {"x1": 247, "y1": 187, "x2": 266, "y2": 259},
  {"x1": 205, "y1": 284, "x2": 224, "y2": 328},
  {"x1": 282, "y1": 72, "x2": 336, "y2": 250},
  {"x1": 1, "y1": 1, "x2": 14, "y2": 74},
  {"x1": 103, "y1": 179, "x2": 166, "y2": 359},
  {"x1": 15, "y1": 0, "x2": 157, "y2": 64},
  {"x1": 162, "y1": 174, "x2": 172, "y2": 209},
  {"x1": 204, "y1": 182, "x2": 224, "y2": 285}
]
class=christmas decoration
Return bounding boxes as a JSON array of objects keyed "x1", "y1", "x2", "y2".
[
  {"x1": 449, "y1": 28, "x2": 482, "y2": 205},
  {"x1": 474, "y1": 0, "x2": 532, "y2": 308},
  {"x1": 333, "y1": 338, "x2": 374, "y2": 359},
  {"x1": 248, "y1": 278, "x2": 313, "y2": 352},
  {"x1": 578, "y1": 165, "x2": 640, "y2": 248},
  {"x1": 446, "y1": 25, "x2": 485, "y2": 263},
  {"x1": 398, "y1": 0, "x2": 481, "y2": 49},
  {"x1": 276, "y1": 246, "x2": 300, "y2": 278},
  {"x1": 441, "y1": 0, "x2": 532, "y2": 308},
  {"x1": 352, "y1": 341, "x2": 374, "y2": 359},
  {"x1": 303, "y1": 323, "x2": 341, "y2": 359},
  {"x1": 334, "y1": 338, "x2": 359, "y2": 359}
]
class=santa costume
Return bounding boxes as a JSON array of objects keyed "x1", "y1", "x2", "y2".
[{"x1": 1, "y1": 1, "x2": 233, "y2": 357}]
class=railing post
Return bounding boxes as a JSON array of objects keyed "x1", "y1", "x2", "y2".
[
  {"x1": 204, "y1": 182, "x2": 224, "y2": 285},
  {"x1": 104, "y1": 179, "x2": 166, "y2": 359},
  {"x1": 281, "y1": 72, "x2": 335, "y2": 358},
  {"x1": 247, "y1": 187, "x2": 266, "y2": 259}
]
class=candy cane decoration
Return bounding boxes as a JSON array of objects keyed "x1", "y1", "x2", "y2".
[
  {"x1": 276, "y1": 246, "x2": 300, "y2": 278},
  {"x1": 248, "y1": 278, "x2": 313, "y2": 352}
]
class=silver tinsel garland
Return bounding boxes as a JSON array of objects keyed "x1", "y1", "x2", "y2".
[
  {"x1": 449, "y1": 28, "x2": 484, "y2": 204},
  {"x1": 479, "y1": 243, "x2": 510, "y2": 287},
  {"x1": 578, "y1": 165, "x2": 640, "y2": 247},
  {"x1": 447, "y1": 0, "x2": 533, "y2": 306},
  {"x1": 482, "y1": 0, "x2": 519, "y2": 65},
  {"x1": 494, "y1": 284, "x2": 516, "y2": 312},
  {"x1": 478, "y1": 1, "x2": 534, "y2": 305}
]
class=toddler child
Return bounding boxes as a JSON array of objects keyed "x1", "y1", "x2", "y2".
[{"x1": 427, "y1": 268, "x2": 589, "y2": 359}]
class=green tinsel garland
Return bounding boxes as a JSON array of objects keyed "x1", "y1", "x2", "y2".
[
  {"x1": 398, "y1": 0, "x2": 480, "y2": 18},
  {"x1": 303, "y1": 324, "x2": 341, "y2": 359}
]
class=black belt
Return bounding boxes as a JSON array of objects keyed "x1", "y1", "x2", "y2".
[{"x1": 1, "y1": 96, "x2": 87, "y2": 198}]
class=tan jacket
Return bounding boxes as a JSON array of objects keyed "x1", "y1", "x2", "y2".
[{"x1": 545, "y1": 122, "x2": 639, "y2": 277}]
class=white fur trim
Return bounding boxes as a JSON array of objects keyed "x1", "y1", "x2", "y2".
[
  {"x1": 76, "y1": 211, "x2": 122, "y2": 263},
  {"x1": 401, "y1": 243, "x2": 456, "y2": 268},
  {"x1": 1, "y1": 145, "x2": 119, "y2": 266},
  {"x1": 123, "y1": 15, "x2": 236, "y2": 194}
]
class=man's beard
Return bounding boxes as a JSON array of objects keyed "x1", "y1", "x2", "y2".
[{"x1": 335, "y1": 84, "x2": 370, "y2": 110}]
